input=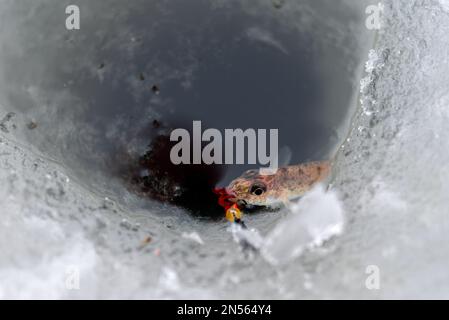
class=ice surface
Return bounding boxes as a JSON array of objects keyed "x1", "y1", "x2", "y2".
[{"x1": 1, "y1": 0, "x2": 449, "y2": 299}]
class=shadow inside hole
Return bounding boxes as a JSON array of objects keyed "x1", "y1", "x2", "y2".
[
  {"x1": 116, "y1": 120, "x2": 283, "y2": 218},
  {"x1": 122, "y1": 122, "x2": 227, "y2": 218}
]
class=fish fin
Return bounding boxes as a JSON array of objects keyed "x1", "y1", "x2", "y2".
[
  {"x1": 258, "y1": 145, "x2": 292, "y2": 176},
  {"x1": 278, "y1": 145, "x2": 292, "y2": 167}
]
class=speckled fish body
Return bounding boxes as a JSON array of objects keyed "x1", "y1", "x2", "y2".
[{"x1": 227, "y1": 161, "x2": 331, "y2": 207}]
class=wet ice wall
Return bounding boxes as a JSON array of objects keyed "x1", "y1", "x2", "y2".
[{"x1": 328, "y1": 0, "x2": 449, "y2": 298}]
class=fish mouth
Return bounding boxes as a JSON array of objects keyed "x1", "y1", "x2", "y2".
[
  {"x1": 227, "y1": 196, "x2": 253, "y2": 208},
  {"x1": 232, "y1": 198, "x2": 269, "y2": 212},
  {"x1": 235, "y1": 199, "x2": 248, "y2": 207},
  {"x1": 223, "y1": 194, "x2": 249, "y2": 208},
  {"x1": 213, "y1": 187, "x2": 267, "y2": 212}
]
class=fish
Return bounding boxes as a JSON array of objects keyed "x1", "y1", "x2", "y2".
[{"x1": 226, "y1": 161, "x2": 331, "y2": 208}]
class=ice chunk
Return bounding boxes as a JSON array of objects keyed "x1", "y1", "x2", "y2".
[
  {"x1": 229, "y1": 186, "x2": 344, "y2": 266},
  {"x1": 181, "y1": 232, "x2": 204, "y2": 245},
  {"x1": 261, "y1": 186, "x2": 344, "y2": 266}
]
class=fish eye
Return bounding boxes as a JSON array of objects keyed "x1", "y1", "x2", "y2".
[{"x1": 250, "y1": 183, "x2": 266, "y2": 196}]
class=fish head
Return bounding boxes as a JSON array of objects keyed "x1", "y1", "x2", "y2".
[{"x1": 227, "y1": 169, "x2": 279, "y2": 207}]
